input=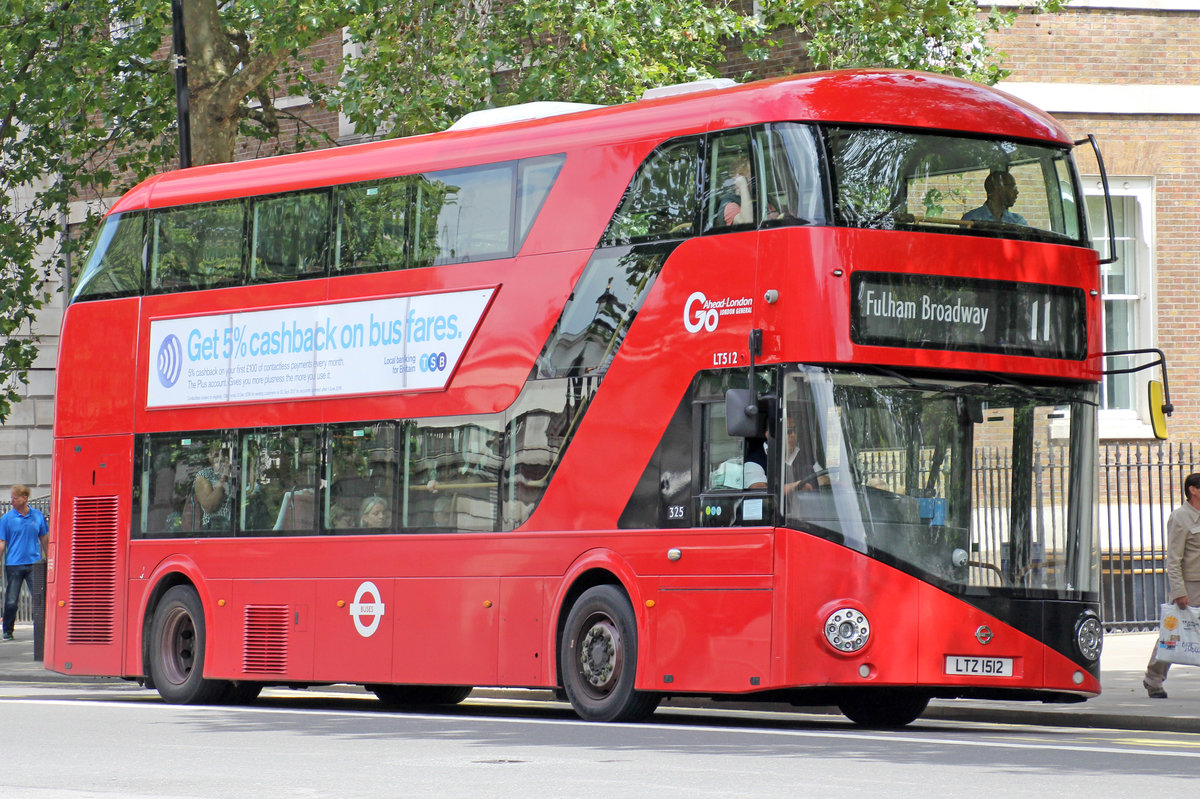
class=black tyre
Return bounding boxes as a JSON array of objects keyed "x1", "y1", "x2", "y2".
[
  {"x1": 560, "y1": 585, "x2": 659, "y2": 722},
  {"x1": 219, "y1": 681, "x2": 263, "y2": 705},
  {"x1": 369, "y1": 684, "x2": 474, "y2": 707},
  {"x1": 838, "y1": 692, "x2": 929, "y2": 728},
  {"x1": 147, "y1": 585, "x2": 229, "y2": 704}
]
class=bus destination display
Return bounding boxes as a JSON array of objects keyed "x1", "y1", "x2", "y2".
[{"x1": 851, "y1": 272, "x2": 1087, "y2": 360}]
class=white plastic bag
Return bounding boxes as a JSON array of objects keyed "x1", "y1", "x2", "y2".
[{"x1": 1155, "y1": 603, "x2": 1200, "y2": 666}]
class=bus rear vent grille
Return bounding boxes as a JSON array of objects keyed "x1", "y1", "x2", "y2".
[
  {"x1": 243, "y1": 605, "x2": 289, "y2": 675},
  {"x1": 67, "y1": 495, "x2": 120, "y2": 645}
]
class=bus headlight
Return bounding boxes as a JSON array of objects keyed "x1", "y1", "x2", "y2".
[
  {"x1": 1075, "y1": 611, "x2": 1102, "y2": 663},
  {"x1": 824, "y1": 608, "x2": 870, "y2": 653}
]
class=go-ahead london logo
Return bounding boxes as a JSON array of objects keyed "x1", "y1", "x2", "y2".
[
  {"x1": 683, "y1": 291, "x2": 753, "y2": 333},
  {"x1": 350, "y1": 581, "x2": 386, "y2": 638},
  {"x1": 157, "y1": 334, "x2": 183, "y2": 389}
]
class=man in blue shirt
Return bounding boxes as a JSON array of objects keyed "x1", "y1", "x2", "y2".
[
  {"x1": 962, "y1": 170, "x2": 1028, "y2": 226},
  {"x1": 1, "y1": 484, "x2": 48, "y2": 641}
]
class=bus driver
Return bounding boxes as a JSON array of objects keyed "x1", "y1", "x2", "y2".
[{"x1": 962, "y1": 170, "x2": 1027, "y2": 226}]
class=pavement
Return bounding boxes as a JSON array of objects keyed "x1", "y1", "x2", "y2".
[{"x1": 2, "y1": 623, "x2": 1197, "y2": 732}]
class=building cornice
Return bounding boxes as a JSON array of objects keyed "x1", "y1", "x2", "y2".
[{"x1": 997, "y1": 82, "x2": 1200, "y2": 114}]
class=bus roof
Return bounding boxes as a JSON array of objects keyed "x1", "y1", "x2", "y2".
[{"x1": 110, "y1": 70, "x2": 1072, "y2": 215}]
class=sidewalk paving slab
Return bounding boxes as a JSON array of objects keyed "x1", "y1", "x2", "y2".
[{"x1": 3, "y1": 625, "x2": 1196, "y2": 731}]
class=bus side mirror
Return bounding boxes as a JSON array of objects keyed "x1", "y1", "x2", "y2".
[
  {"x1": 1149, "y1": 380, "x2": 1169, "y2": 440},
  {"x1": 725, "y1": 389, "x2": 766, "y2": 438}
]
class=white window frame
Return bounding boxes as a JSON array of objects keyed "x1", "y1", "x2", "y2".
[{"x1": 1084, "y1": 176, "x2": 1156, "y2": 439}]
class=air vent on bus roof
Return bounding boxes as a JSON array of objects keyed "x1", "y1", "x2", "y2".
[
  {"x1": 640, "y1": 78, "x2": 739, "y2": 101},
  {"x1": 448, "y1": 101, "x2": 604, "y2": 131}
]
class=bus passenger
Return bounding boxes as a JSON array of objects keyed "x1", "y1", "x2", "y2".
[
  {"x1": 193, "y1": 445, "x2": 234, "y2": 531},
  {"x1": 962, "y1": 170, "x2": 1027, "y2": 226},
  {"x1": 360, "y1": 496, "x2": 389, "y2": 528},
  {"x1": 720, "y1": 155, "x2": 754, "y2": 226}
]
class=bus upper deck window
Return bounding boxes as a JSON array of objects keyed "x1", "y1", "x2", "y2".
[
  {"x1": 151, "y1": 200, "x2": 246, "y2": 292},
  {"x1": 756, "y1": 124, "x2": 826, "y2": 226},
  {"x1": 703, "y1": 131, "x2": 755, "y2": 232},
  {"x1": 418, "y1": 162, "x2": 517, "y2": 266},
  {"x1": 601, "y1": 138, "x2": 700, "y2": 247},
  {"x1": 73, "y1": 212, "x2": 147, "y2": 302},
  {"x1": 250, "y1": 190, "x2": 331, "y2": 283},
  {"x1": 827, "y1": 126, "x2": 1086, "y2": 246}
]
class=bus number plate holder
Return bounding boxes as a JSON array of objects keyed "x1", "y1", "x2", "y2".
[{"x1": 944, "y1": 656, "x2": 1013, "y2": 677}]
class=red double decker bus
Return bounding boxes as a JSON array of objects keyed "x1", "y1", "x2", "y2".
[{"x1": 48, "y1": 70, "x2": 1110, "y2": 726}]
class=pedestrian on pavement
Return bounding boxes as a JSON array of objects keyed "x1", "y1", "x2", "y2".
[
  {"x1": 1144, "y1": 471, "x2": 1200, "y2": 698},
  {"x1": 0, "y1": 484, "x2": 49, "y2": 641}
]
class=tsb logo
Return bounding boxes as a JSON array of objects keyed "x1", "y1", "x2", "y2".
[
  {"x1": 157, "y1": 334, "x2": 183, "y2": 388},
  {"x1": 683, "y1": 292, "x2": 719, "y2": 333}
]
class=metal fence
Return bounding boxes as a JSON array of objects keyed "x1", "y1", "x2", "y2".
[
  {"x1": 0, "y1": 496, "x2": 51, "y2": 624},
  {"x1": 1099, "y1": 441, "x2": 1197, "y2": 630}
]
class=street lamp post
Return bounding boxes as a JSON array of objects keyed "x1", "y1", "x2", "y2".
[{"x1": 171, "y1": 0, "x2": 191, "y2": 169}]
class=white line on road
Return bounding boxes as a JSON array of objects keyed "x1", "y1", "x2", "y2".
[{"x1": 4, "y1": 695, "x2": 1198, "y2": 761}]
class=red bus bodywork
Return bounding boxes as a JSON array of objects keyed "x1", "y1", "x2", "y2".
[{"x1": 46, "y1": 71, "x2": 1103, "y2": 722}]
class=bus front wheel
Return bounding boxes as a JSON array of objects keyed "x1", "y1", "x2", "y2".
[
  {"x1": 560, "y1": 585, "x2": 659, "y2": 722},
  {"x1": 838, "y1": 691, "x2": 929, "y2": 728},
  {"x1": 148, "y1": 585, "x2": 228, "y2": 704}
]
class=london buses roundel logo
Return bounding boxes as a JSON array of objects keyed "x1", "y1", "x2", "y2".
[
  {"x1": 350, "y1": 581, "x2": 386, "y2": 638},
  {"x1": 157, "y1": 334, "x2": 183, "y2": 388}
]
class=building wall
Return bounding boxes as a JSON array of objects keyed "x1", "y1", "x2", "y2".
[{"x1": 991, "y1": 3, "x2": 1200, "y2": 442}]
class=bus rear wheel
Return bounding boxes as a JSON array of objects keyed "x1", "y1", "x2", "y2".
[
  {"x1": 560, "y1": 585, "x2": 659, "y2": 722},
  {"x1": 148, "y1": 585, "x2": 228, "y2": 704},
  {"x1": 838, "y1": 691, "x2": 929, "y2": 728},
  {"x1": 369, "y1": 685, "x2": 474, "y2": 707}
]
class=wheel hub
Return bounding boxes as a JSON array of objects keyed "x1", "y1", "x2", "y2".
[{"x1": 580, "y1": 620, "x2": 619, "y2": 690}]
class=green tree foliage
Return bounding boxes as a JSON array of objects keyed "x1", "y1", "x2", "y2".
[
  {"x1": 1, "y1": 0, "x2": 1060, "y2": 421},
  {"x1": 765, "y1": 0, "x2": 1065, "y2": 84}
]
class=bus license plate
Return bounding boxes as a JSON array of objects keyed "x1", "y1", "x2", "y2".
[{"x1": 944, "y1": 656, "x2": 1013, "y2": 677}]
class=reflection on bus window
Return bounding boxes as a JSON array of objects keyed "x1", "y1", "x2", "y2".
[
  {"x1": 132, "y1": 386, "x2": 593, "y2": 538},
  {"x1": 404, "y1": 418, "x2": 502, "y2": 532},
  {"x1": 826, "y1": 127, "x2": 1084, "y2": 244},
  {"x1": 756, "y1": 123, "x2": 826, "y2": 226},
  {"x1": 151, "y1": 200, "x2": 245, "y2": 291},
  {"x1": 517, "y1": 155, "x2": 566, "y2": 245},
  {"x1": 73, "y1": 212, "x2": 146, "y2": 301},
  {"x1": 336, "y1": 179, "x2": 411, "y2": 274},
  {"x1": 502, "y1": 378, "x2": 591, "y2": 530},
  {"x1": 138, "y1": 431, "x2": 238, "y2": 537},
  {"x1": 703, "y1": 130, "x2": 755, "y2": 231},
  {"x1": 602, "y1": 138, "x2": 700, "y2": 245},
  {"x1": 241, "y1": 428, "x2": 319, "y2": 534},
  {"x1": 419, "y1": 162, "x2": 516, "y2": 264},
  {"x1": 781, "y1": 366, "x2": 1098, "y2": 596},
  {"x1": 537, "y1": 246, "x2": 671, "y2": 379},
  {"x1": 326, "y1": 423, "x2": 400, "y2": 533},
  {"x1": 250, "y1": 191, "x2": 331, "y2": 282}
]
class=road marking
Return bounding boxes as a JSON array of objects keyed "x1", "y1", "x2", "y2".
[{"x1": 4, "y1": 695, "x2": 1200, "y2": 760}]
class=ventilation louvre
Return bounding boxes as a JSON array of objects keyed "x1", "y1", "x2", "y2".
[
  {"x1": 243, "y1": 605, "x2": 289, "y2": 675},
  {"x1": 67, "y1": 496, "x2": 119, "y2": 645}
]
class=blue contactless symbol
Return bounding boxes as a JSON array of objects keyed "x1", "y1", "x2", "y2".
[{"x1": 157, "y1": 334, "x2": 183, "y2": 388}]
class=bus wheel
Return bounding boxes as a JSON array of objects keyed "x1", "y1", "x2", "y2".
[
  {"x1": 148, "y1": 585, "x2": 228, "y2": 704},
  {"x1": 219, "y1": 681, "x2": 263, "y2": 705},
  {"x1": 560, "y1": 585, "x2": 659, "y2": 722},
  {"x1": 838, "y1": 692, "x2": 929, "y2": 728},
  {"x1": 369, "y1": 685, "x2": 473, "y2": 707}
]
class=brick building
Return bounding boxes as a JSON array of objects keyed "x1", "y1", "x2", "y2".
[
  {"x1": 992, "y1": 0, "x2": 1200, "y2": 443},
  {"x1": 3, "y1": 1, "x2": 1197, "y2": 500}
]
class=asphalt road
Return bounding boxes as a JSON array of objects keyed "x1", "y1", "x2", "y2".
[{"x1": 2, "y1": 681, "x2": 1199, "y2": 799}]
